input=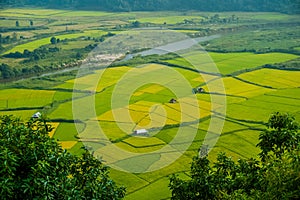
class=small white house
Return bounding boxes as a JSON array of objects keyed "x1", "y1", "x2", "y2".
[
  {"x1": 32, "y1": 112, "x2": 41, "y2": 119},
  {"x1": 133, "y1": 129, "x2": 148, "y2": 136}
]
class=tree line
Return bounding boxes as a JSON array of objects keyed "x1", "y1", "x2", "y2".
[{"x1": 1, "y1": 0, "x2": 299, "y2": 14}]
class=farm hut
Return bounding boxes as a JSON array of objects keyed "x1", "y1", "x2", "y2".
[
  {"x1": 192, "y1": 87, "x2": 205, "y2": 94},
  {"x1": 133, "y1": 129, "x2": 149, "y2": 136},
  {"x1": 169, "y1": 98, "x2": 177, "y2": 104},
  {"x1": 32, "y1": 112, "x2": 41, "y2": 119},
  {"x1": 197, "y1": 87, "x2": 205, "y2": 93}
]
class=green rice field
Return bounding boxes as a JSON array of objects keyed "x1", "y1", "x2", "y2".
[
  {"x1": 2, "y1": 57, "x2": 299, "y2": 199},
  {"x1": 0, "y1": 8, "x2": 299, "y2": 200}
]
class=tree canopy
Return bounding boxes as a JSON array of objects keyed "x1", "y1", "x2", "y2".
[
  {"x1": 0, "y1": 115, "x2": 126, "y2": 199},
  {"x1": 169, "y1": 112, "x2": 300, "y2": 199},
  {"x1": 1, "y1": 0, "x2": 299, "y2": 14}
]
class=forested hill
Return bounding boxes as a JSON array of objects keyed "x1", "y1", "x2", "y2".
[{"x1": 1, "y1": 0, "x2": 299, "y2": 14}]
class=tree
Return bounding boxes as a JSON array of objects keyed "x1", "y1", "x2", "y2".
[
  {"x1": 257, "y1": 112, "x2": 300, "y2": 160},
  {"x1": 50, "y1": 36, "x2": 57, "y2": 44},
  {"x1": 0, "y1": 63, "x2": 14, "y2": 79},
  {"x1": 0, "y1": 115, "x2": 126, "y2": 199},
  {"x1": 15, "y1": 20, "x2": 19, "y2": 27},
  {"x1": 29, "y1": 20, "x2": 33, "y2": 26},
  {"x1": 169, "y1": 112, "x2": 300, "y2": 200},
  {"x1": 132, "y1": 21, "x2": 141, "y2": 28}
]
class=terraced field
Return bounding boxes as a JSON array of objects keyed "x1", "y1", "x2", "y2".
[
  {"x1": 167, "y1": 52, "x2": 298, "y2": 74},
  {"x1": 1, "y1": 8, "x2": 299, "y2": 200},
  {"x1": 1, "y1": 50, "x2": 299, "y2": 200},
  {"x1": 3, "y1": 30, "x2": 107, "y2": 54}
]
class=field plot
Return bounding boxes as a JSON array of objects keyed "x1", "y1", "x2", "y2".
[
  {"x1": 0, "y1": 89, "x2": 54, "y2": 108},
  {"x1": 68, "y1": 67, "x2": 131, "y2": 92},
  {"x1": 209, "y1": 120, "x2": 261, "y2": 159},
  {"x1": 236, "y1": 92, "x2": 300, "y2": 115},
  {"x1": 98, "y1": 96, "x2": 211, "y2": 131},
  {"x1": 125, "y1": 177, "x2": 171, "y2": 200},
  {"x1": 0, "y1": 109, "x2": 37, "y2": 119},
  {"x1": 48, "y1": 101, "x2": 73, "y2": 120},
  {"x1": 52, "y1": 91, "x2": 73, "y2": 102},
  {"x1": 264, "y1": 88, "x2": 300, "y2": 100},
  {"x1": 0, "y1": 8, "x2": 69, "y2": 17},
  {"x1": 59, "y1": 141, "x2": 78, "y2": 149},
  {"x1": 53, "y1": 123, "x2": 79, "y2": 141},
  {"x1": 222, "y1": 88, "x2": 300, "y2": 123},
  {"x1": 109, "y1": 169, "x2": 149, "y2": 194},
  {"x1": 3, "y1": 30, "x2": 107, "y2": 54},
  {"x1": 99, "y1": 121, "x2": 129, "y2": 141},
  {"x1": 167, "y1": 52, "x2": 298, "y2": 75},
  {"x1": 210, "y1": 52, "x2": 297, "y2": 74},
  {"x1": 238, "y1": 68, "x2": 300, "y2": 89},
  {"x1": 0, "y1": 18, "x2": 48, "y2": 27},
  {"x1": 48, "y1": 122, "x2": 60, "y2": 138},
  {"x1": 206, "y1": 77, "x2": 273, "y2": 98},
  {"x1": 123, "y1": 136, "x2": 166, "y2": 148},
  {"x1": 135, "y1": 15, "x2": 203, "y2": 24}
]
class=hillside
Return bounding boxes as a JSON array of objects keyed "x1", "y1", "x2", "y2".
[{"x1": 1, "y1": 0, "x2": 299, "y2": 14}]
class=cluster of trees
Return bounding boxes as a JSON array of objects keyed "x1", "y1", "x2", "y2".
[
  {"x1": 0, "y1": 33, "x2": 19, "y2": 45},
  {"x1": 169, "y1": 112, "x2": 300, "y2": 199},
  {"x1": 3, "y1": 47, "x2": 60, "y2": 61},
  {"x1": 1, "y1": 0, "x2": 299, "y2": 14},
  {"x1": 0, "y1": 63, "x2": 20, "y2": 79},
  {"x1": 0, "y1": 63, "x2": 48, "y2": 79},
  {"x1": 50, "y1": 36, "x2": 60, "y2": 44},
  {"x1": 0, "y1": 115, "x2": 126, "y2": 199},
  {"x1": 200, "y1": 14, "x2": 239, "y2": 25}
]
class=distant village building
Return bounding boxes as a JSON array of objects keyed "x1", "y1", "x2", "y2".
[
  {"x1": 32, "y1": 112, "x2": 41, "y2": 119},
  {"x1": 169, "y1": 98, "x2": 177, "y2": 104},
  {"x1": 192, "y1": 87, "x2": 205, "y2": 94},
  {"x1": 133, "y1": 129, "x2": 149, "y2": 136}
]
